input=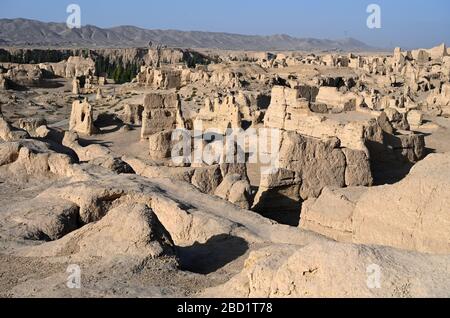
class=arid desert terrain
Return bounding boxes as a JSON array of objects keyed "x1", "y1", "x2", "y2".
[{"x1": 0, "y1": 40, "x2": 449, "y2": 297}]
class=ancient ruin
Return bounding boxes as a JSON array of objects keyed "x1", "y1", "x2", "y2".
[
  {"x1": 0, "y1": 12, "x2": 449, "y2": 301},
  {"x1": 69, "y1": 99, "x2": 98, "y2": 136},
  {"x1": 140, "y1": 92, "x2": 185, "y2": 139}
]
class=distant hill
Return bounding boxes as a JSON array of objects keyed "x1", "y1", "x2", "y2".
[{"x1": 0, "y1": 18, "x2": 375, "y2": 51}]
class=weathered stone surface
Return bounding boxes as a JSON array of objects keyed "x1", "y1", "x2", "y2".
[
  {"x1": 264, "y1": 86, "x2": 310, "y2": 131},
  {"x1": 0, "y1": 140, "x2": 76, "y2": 179},
  {"x1": 0, "y1": 116, "x2": 29, "y2": 141},
  {"x1": 215, "y1": 174, "x2": 252, "y2": 209},
  {"x1": 148, "y1": 130, "x2": 173, "y2": 160},
  {"x1": 1, "y1": 147, "x2": 297, "y2": 251},
  {"x1": 136, "y1": 67, "x2": 182, "y2": 89},
  {"x1": 300, "y1": 187, "x2": 367, "y2": 242},
  {"x1": 407, "y1": 110, "x2": 424, "y2": 127},
  {"x1": 0, "y1": 142, "x2": 21, "y2": 166},
  {"x1": 62, "y1": 56, "x2": 96, "y2": 78},
  {"x1": 266, "y1": 106, "x2": 368, "y2": 153},
  {"x1": 2, "y1": 64, "x2": 44, "y2": 87},
  {"x1": 62, "y1": 131, "x2": 109, "y2": 162},
  {"x1": 300, "y1": 152, "x2": 450, "y2": 254},
  {"x1": 214, "y1": 174, "x2": 242, "y2": 199},
  {"x1": 35, "y1": 125, "x2": 51, "y2": 139},
  {"x1": 69, "y1": 99, "x2": 98, "y2": 136},
  {"x1": 257, "y1": 91, "x2": 377, "y2": 218},
  {"x1": 28, "y1": 203, "x2": 175, "y2": 260},
  {"x1": 228, "y1": 180, "x2": 253, "y2": 210},
  {"x1": 72, "y1": 77, "x2": 79, "y2": 94},
  {"x1": 195, "y1": 95, "x2": 242, "y2": 133},
  {"x1": 352, "y1": 152, "x2": 450, "y2": 254},
  {"x1": 62, "y1": 131, "x2": 133, "y2": 174},
  {"x1": 95, "y1": 88, "x2": 103, "y2": 100},
  {"x1": 191, "y1": 165, "x2": 223, "y2": 194},
  {"x1": 89, "y1": 156, "x2": 134, "y2": 174},
  {"x1": 0, "y1": 74, "x2": 8, "y2": 90},
  {"x1": 384, "y1": 107, "x2": 403, "y2": 123},
  {"x1": 204, "y1": 241, "x2": 450, "y2": 298},
  {"x1": 1, "y1": 42, "x2": 450, "y2": 298},
  {"x1": 141, "y1": 93, "x2": 185, "y2": 139},
  {"x1": 383, "y1": 108, "x2": 410, "y2": 131},
  {"x1": 121, "y1": 104, "x2": 144, "y2": 125},
  {"x1": 389, "y1": 132, "x2": 426, "y2": 163},
  {"x1": 253, "y1": 131, "x2": 368, "y2": 217},
  {"x1": 124, "y1": 155, "x2": 195, "y2": 183},
  {"x1": 427, "y1": 43, "x2": 448, "y2": 60},
  {"x1": 144, "y1": 48, "x2": 201, "y2": 67},
  {"x1": 136, "y1": 63, "x2": 241, "y2": 90},
  {"x1": 315, "y1": 87, "x2": 361, "y2": 112},
  {"x1": 4, "y1": 196, "x2": 80, "y2": 241},
  {"x1": 365, "y1": 116, "x2": 425, "y2": 164},
  {"x1": 124, "y1": 156, "x2": 245, "y2": 197},
  {"x1": 17, "y1": 118, "x2": 47, "y2": 137},
  {"x1": 342, "y1": 148, "x2": 373, "y2": 186},
  {"x1": 278, "y1": 132, "x2": 347, "y2": 200}
]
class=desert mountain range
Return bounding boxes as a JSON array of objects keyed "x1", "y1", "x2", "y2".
[{"x1": 0, "y1": 18, "x2": 374, "y2": 51}]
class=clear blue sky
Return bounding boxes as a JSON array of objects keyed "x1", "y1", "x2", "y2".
[{"x1": 1, "y1": 0, "x2": 449, "y2": 49}]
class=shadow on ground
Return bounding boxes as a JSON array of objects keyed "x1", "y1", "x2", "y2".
[{"x1": 177, "y1": 234, "x2": 249, "y2": 275}]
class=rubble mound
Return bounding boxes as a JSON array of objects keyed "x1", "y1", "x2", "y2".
[
  {"x1": 203, "y1": 241, "x2": 450, "y2": 298},
  {"x1": 301, "y1": 152, "x2": 450, "y2": 254},
  {"x1": 27, "y1": 203, "x2": 175, "y2": 260}
]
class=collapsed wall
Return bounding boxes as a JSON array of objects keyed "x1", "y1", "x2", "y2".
[
  {"x1": 194, "y1": 91, "x2": 265, "y2": 134},
  {"x1": 140, "y1": 92, "x2": 185, "y2": 140},
  {"x1": 195, "y1": 96, "x2": 242, "y2": 134},
  {"x1": 253, "y1": 86, "x2": 425, "y2": 222},
  {"x1": 136, "y1": 67, "x2": 183, "y2": 89},
  {"x1": 135, "y1": 66, "x2": 243, "y2": 90}
]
